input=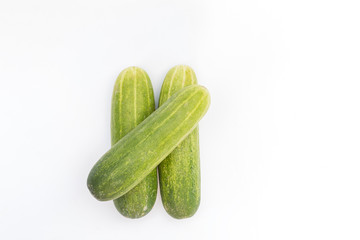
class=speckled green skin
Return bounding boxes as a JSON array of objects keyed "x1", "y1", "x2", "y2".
[
  {"x1": 111, "y1": 67, "x2": 157, "y2": 218},
  {"x1": 158, "y1": 65, "x2": 201, "y2": 219},
  {"x1": 87, "y1": 85, "x2": 210, "y2": 201}
]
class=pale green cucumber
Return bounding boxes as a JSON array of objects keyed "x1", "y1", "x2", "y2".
[
  {"x1": 158, "y1": 65, "x2": 200, "y2": 219},
  {"x1": 87, "y1": 85, "x2": 210, "y2": 201},
  {"x1": 111, "y1": 67, "x2": 157, "y2": 218}
]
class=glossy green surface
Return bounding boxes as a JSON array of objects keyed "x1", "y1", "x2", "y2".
[
  {"x1": 111, "y1": 67, "x2": 157, "y2": 218},
  {"x1": 87, "y1": 85, "x2": 210, "y2": 201},
  {"x1": 159, "y1": 65, "x2": 201, "y2": 219}
]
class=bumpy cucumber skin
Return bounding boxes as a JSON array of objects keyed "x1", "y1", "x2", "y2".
[
  {"x1": 158, "y1": 65, "x2": 200, "y2": 219},
  {"x1": 87, "y1": 85, "x2": 210, "y2": 201},
  {"x1": 111, "y1": 67, "x2": 157, "y2": 218}
]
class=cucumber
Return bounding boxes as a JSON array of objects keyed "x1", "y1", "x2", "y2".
[
  {"x1": 158, "y1": 65, "x2": 201, "y2": 219},
  {"x1": 111, "y1": 67, "x2": 157, "y2": 218},
  {"x1": 87, "y1": 84, "x2": 210, "y2": 201}
]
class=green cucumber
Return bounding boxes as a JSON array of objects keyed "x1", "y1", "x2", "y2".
[
  {"x1": 158, "y1": 65, "x2": 201, "y2": 219},
  {"x1": 111, "y1": 67, "x2": 157, "y2": 218},
  {"x1": 87, "y1": 84, "x2": 210, "y2": 201}
]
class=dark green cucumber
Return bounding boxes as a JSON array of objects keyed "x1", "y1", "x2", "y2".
[
  {"x1": 158, "y1": 65, "x2": 200, "y2": 219},
  {"x1": 87, "y1": 85, "x2": 210, "y2": 201},
  {"x1": 111, "y1": 67, "x2": 157, "y2": 218}
]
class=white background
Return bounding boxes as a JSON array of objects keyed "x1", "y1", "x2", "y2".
[{"x1": 0, "y1": 0, "x2": 359, "y2": 239}]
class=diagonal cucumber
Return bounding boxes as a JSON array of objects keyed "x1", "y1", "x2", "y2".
[
  {"x1": 87, "y1": 84, "x2": 210, "y2": 201},
  {"x1": 111, "y1": 67, "x2": 157, "y2": 218},
  {"x1": 158, "y1": 65, "x2": 201, "y2": 219}
]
